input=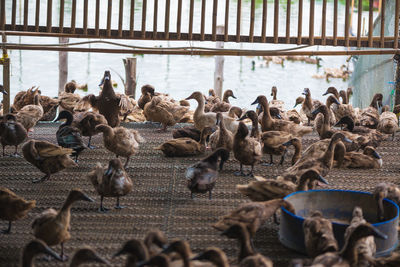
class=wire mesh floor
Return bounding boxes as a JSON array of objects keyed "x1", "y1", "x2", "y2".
[{"x1": 0, "y1": 122, "x2": 399, "y2": 266}]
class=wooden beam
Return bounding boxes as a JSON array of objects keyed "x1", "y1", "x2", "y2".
[
  {"x1": 153, "y1": 0, "x2": 158, "y2": 39},
  {"x1": 262, "y1": 0, "x2": 267, "y2": 43},
  {"x1": 59, "y1": 0, "x2": 64, "y2": 33},
  {"x1": 71, "y1": 0, "x2": 76, "y2": 34},
  {"x1": 297, "y1": 0, "x2": 303, "y2": 45},
  {"x1": 95, "y1": 0, "x2": 100, "y2": 36},
  {"x1": 177, "y1": 0, "x2": 182, "y2": 40},
  {"x1": 83, "y1": 0, "x2": 88, "y2": 35},
  {"x1": 224, "y1": 0, "x2": 230, "y2": 42},
  {"x1": 189, "y1": 0, "x2": 194, "y2": 39},
  {"x1": 35, "y1": 0, "x2": 40, "y2": 31},
  {"x1": 47, "y1": 0, "x2": 53, "y2": 32},
  {"x1": 321, "y1": 0, "x2": 327, "y2": 45},
  {"x1": 11, "y1": 0, "x2": 16, "y2": 30},
  {"x1": 141, "y1": 0, "x2": 147, "y2": 38},
  {"x1": 334, "y1": 0, "x2": 338, "y2": 46},
  {"x1": 380, "y1": 0, "x2": 385, "y2": 48},
  {"x1": 129, "y1": 0, "x2": 135, "y2": 38},
  {"x1": 24, "y1": 0, "x2": 29, "y2": 31},
  {"x1": 0, "y1": 0, "x2": 5, "y2": 30},
  {"x1": 344, "y1": 0, "x2": 350, "y2": 47},
  {"x1": 212, "y1": 0, "x2": 218, "y2": 41}
]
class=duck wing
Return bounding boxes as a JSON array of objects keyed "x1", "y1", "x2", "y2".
[
  {"x1": 31, "y1": 208, "x2": 57, "y2": 229},
  {"x1": 34, "y1": 141, "x2": 74, "y2": 157},
  {"x1": 56, "y1": 126, "x2": 86, "y2": 151}
]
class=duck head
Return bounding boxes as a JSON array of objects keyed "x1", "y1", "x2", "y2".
[
  {"x1": 302, "y1": 88, "x2": 311, "y2": 96},
  {"x1": 190, "y1": 247, "x2": 228, "y2": 266},
  {"x1": 215, "y1": 113, "x2": 223, "y2": 126},
  {"x1": 281, "y1": 200, "x2": 296, "y2": 214},
  {"x1": 364, "y1": 146, "x2": 381, "y2": 159},
  {"x1": 271, "y1": 86, "x2": 277, "y2": 97},
  {"x1": 334, "y1": 116, "x2": 354, "y2": 131},
  {"x1": 22, "y1": 239, "x2": 63, "y2": 264},
  {"x1": 141, "y1": 84, "x2": 155, "y2": 96},
  {"x1": 144, "y1": 229, "x2": 168, "y2": 250},
  {"x1": 113, "y1": 239, "x2": 149, "y2": 261},
  {"x1": 251, "y1": 95, "x2": 267, "y2": 105},
  {"x1": 185, "y1": 91, "x2": 203, "y2": 101},
  {"x1": 161, "y1": 240, "x2": 191, "y2": 259},
  {"x1": 228, "y1": 106, "x2": 243, "y2": 118},
  {"x1": 238, "y1": 110, "x2": 257, "y2": 122},
  {"x1": 323, "y1": 86, "x2": 338, "y2": 96},
  {"x1": 326, "y1": 95, "x2": 341, "y2": 107},
  {"x1": 208, "y1": 89, "x2": 216, "y2": 97},
  {"x1": 70, "y1": 247, "x2": 110, "y2": 266},
  {"x1": 98, "y1": 70, "x2": 111, "y2": 87},
  {"x1": 311, "y1": 105, "x2": 328, "y2": 116},
  {"x1": 299, "y1": 169, "x2": 329, "y2": 185},
  {"x1": 381, "y1": 105, "x2": 390, "y2": 113},
  {"x1": 224, "y1": 89, "x2": 237, "y2": 99},
  {"x1": 105, "y1": 158, "x2": 124, "y2": 176},
  {"x1": 137, "y1": 254, "x2": 170, "y2": 267},
  {"x1": 294, "y1": 97, "x2": 305, "y2": 108},
  {"x1": 0, "y1": 85, "x2": 8, "y2": 95},
  {"x1": 331, "y1": 132, "x2": 353, "y2": 144},
  {"x1": 4, "y1": 113, "x2": 17, "y2": 122},
  {"x1": 53, "y1": 110, "x2": 73, "y2": 124}
]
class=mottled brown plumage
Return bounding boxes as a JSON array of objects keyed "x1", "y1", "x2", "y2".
[
  {"x1": 373, "y1": 182, "x2": 400, "y2": 222},
  {"x1": 0, "y1": 114, "x2": 27, "y2": 156},
  {"x1": 210, "y1": 90, "x2": 236, "y2": 113},
  {"x1": 69, "y1": 247, "x2": 110, "y2": 267},
  {"x1": 22, "y1": 239, "x2": 62, "y2": 267},
  {"x1": 209, "y1": 113, "x2": 233, "y2": 151},
  {"x1": 360, "y1": 93, "x2": 383, "y2": 129},
  {"x1": 72, "y1": 111, "x2": 108, "y2": 148}
]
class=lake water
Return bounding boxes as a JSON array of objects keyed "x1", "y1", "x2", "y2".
[{"x1": 2, "y1": 0, "x2": 379, "y2": 110}]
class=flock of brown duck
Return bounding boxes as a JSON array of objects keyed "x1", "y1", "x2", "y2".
[{"x1": 1, "y1": 71, "x2": 400, "y2": 266}]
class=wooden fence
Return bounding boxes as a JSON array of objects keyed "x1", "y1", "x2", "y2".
[{"x1": 0, "y1": 0, "x2": 399, "y2": 55}]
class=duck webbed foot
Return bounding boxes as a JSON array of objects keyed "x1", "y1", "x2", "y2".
[
  {"x1": 208, "y1": 191, "x2": 212, "y2": 200},
  {"x1": 10, "y1": 152, "x2": 21, "y2": 158},
  {"x1": 87, "y1": 137, "x2": 96, "y2": 149},
  {"x1": 234, "y1": 164, "x2": 246, "y2": 176},
  {"x1": 115, "y1": 197, "x2": 125, "y2": 209},
  {"x1": 32, "y1": 174, "x2": 50, "y2": 183},
  {"x1": 246, "y1": 165, "x2": 255, "y2": 177},
  {"x1": 99, "y1": 196, "x2": 110, "y2": 212},
  {"x1": 261, "y1": 155, "x2": 274, "y2": 166},
  {"x1": 1, "y1": 221, "x2": 11, "y2": 234}
]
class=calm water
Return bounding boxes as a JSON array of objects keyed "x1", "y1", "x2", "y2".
[{"x1": 2, "y1": 0, "x2": 379, "y2": 110}]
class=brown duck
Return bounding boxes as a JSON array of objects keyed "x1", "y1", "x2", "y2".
[
  {"x1": 0, "y1": 114, "x2": 27, "y2": 156},
  {"x1": 113, "y1": 239, "x2": 149, "y2": 266},
  {"x1": 22, "y1": 239, "x2": 63, "y2": 267}
]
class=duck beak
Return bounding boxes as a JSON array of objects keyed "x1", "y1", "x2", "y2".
[
  {"x1": 185, "y1": 95, "x2": 193, "y2": 100},
  {"x1": 311, "y1": 108, "x2": 319, "y2": 115},
  {"x1": 82, "y1": 193, "x2": 95, "y2": 202},
  {"x1": 98, "y1": 78, "x2": 105, "y2": 87},
  {"x1": 216, "y1": 116, "x2": 221, "y2": 125},
  {"x1": 112, "y1": 248, "x2": 125, "y2": 258},
  {"x1": 190, "y1": 253, "x2": 204, "y2": 261},
  {"x1": 161, "y1": 244, "x2": 172, "y2": 254},
  {"x1": 238, "y1": 114, "x2": 247, "y2": 121},
  {"x1": 282, "y1": 140, "x2": 293, "y2": 147},
  {"x1": 231, "y1": 94, "x2": 237, "y2": 99},
  {"x1": 372, "y1": 227, "x2": 388, "y2": 240},
  {"x1": 92, "y1": 253, "x2": 111, "y2": 266},
  {"x1": 105, "y1": 165, "x2": 113, "y2": 176},
  {"x1": 43, "y1": 245, "x2": 63, "y2": 262},
  {"x1": 322, "y1": 91, "x2": 329, "y2": 96},
  {"x1": 317, "y1": 175, "x2": 329, "y2": 185},
  {"x1": 372, "y1": 151, "x2": 381, "y2": 159},
  {"x1": 276, "y1": 114, "x2": 282, "y2": 119},
  {"x1": 343, "y1": 137, "x2": 352, "y2": 143},
  {"x1": 251, "y1": 98, "x2": 259, "y2": 105},
  {"x1": 333, "y1": 98, "x2": 341, "y2": 105},
  {"x1": 293, "y1": 104, "x2": 298, "y2": 108},
  {"x1": 302, "y1": 89, "x2": 308, "y2": 95},
  {"x1": 1, "y1": 90, "x2": 8, "y2": 95}
]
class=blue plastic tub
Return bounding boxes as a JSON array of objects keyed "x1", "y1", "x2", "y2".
[{"x1": 279, "y1": 189, "x2": 399, "y2": 257}]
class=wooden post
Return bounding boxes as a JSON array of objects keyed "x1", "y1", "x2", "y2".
[
  {"x1": 2, "y1": 33, "x2": 10, "y2": 114},
  {"x1": 214, "y1": 26, "x2": 224, "y2": 98},
  {"x1": 123, "y1": 58, "x2": 137, "y2": 98},
  {"x1": 58, "y1": 37, "x2": 69, "y2": 95},
  {"x1": 395, "y1": 55, "x2": 400, "y2": 106}
]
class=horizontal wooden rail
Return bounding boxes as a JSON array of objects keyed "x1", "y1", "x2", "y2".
[{"x1": 0, "y1": 0, "x2": 399, "y2": 53}]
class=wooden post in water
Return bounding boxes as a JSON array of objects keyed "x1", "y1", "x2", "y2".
[
  {"x1": 123, "y1": 58, "x2": 137, "y2": 98},
  {"x1": 214, "y1": 26, "x2": 224, "y2": 98},
  {"x1": 58, "y1": 37, "x2": 69, "y2": 95}
]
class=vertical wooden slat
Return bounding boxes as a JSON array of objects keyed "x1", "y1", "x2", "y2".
[
  {"x1": 177, "y1": 0, "x2": 182, "y2": 39},
  {"x1": 285, "y1": 0, "x2": 291, "y2": 44},
  {"x1": 249, "y1": 0, "x2": 255, "y2": 42},
  {"x1": 380, "y1": 0, "x2": 385, "y2": 48},
  {"x1": 153, "y1": 0, "x2": 158, "y2": 39},
  {"x1": 333, "y1": 0, "x2": 338, "y2": 46},
  {"x1": 201, "y1": 0, "x2": 206, "y2": 41},
  {"x1": 357, "y1": 0, "x2": 362, "y2": 47},
  {"x1": 83, "y1": 0, "x2": 88, "y2": 35},
  {"x1": 212, "y1": 0, "x2": 218, "y2": 41},
  {"x1": 107, "y1": 0, "x2": 112, "y2": 37},
  {"x1": 11, "y1": 0, "x2": 17, "y2": 30},
  {"x1": 261, "y1": 0, "x2": 267, "y2": 43},
  {"x1": 189, "y1": 0, "x2": 194, "y2": 39},
  {"x1": 23, "y1": 0, "x2": 29, "y2": 31},
  {"x1": 0, "y1": 0, "x2": 5, "y2": 30},
  {"x1": 35, "y1": 0, "x2": 40, "y2": 31},
  {"x1": 141, "y1": 0, "x2": 147, "y2": 38},
  {"x1": 309, "y1": 0, "x2": 315, "y2": 45},
  {"x1": 129, "y1": 0, "x2": 135, "y2": 37},
  {"x1": 59, "y1": 0, "x2": 64, "y2": 33},
  {"x1": 394, "y1": 0, "x2": 399, "y2": 49},
  {"x1": 297, "y1": 0, "x2": 303, "y2": 45},
  {"x1": 321, "y1": 0, "x2": 327, "y2": 45},
  {"x1": 273, "y1": 0, "x2": 279, "y2": 43},
  {"x1": 118, "y1": 0, "x2": 124, "y2": 37},
  {"x1": 236, "y1": 0, "x2": 241, "y2": 42},
  {"x1": 95, "y1": 0, "x2": 100, "y2": 36},
  {"x1": 71, "y1": 0, "x2": 76, "y2": 34},
  {"x1": 224, "y1": 0, "x2": 230, "y2": 42},
  {"x1": 46, "y1": 0, "x2": 53, "y2": 32},
  {"x1": 368, "y1": 0, "x2": 373, "y2": 47},
  {"x1": 344, "y1": 0, "x2": 350, "y2": 47},
  {"x1": 165, "y1": 0, "x2": 170, "y2": 39}
]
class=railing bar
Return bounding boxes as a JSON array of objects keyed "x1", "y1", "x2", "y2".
[
  {"x1": 333, "y1": 0, "x2": 338, "y2": 46},
  {"x1": 129, "y1": 0, "x2": 135, "y2": 37},
  {"x1": 71, "y1": 0, "x2": 76, "y2": 34},
  {"x1": 0, "y1": 0, "x2": 5, "y2": 30},
  {"x1": 165, "y1": 0, "x2": 170, "y2": 39},
  {"x1": 46, "y1": 0, "x2": 53, "y2": 32},
  {"x1": 297, "y1": 0, "x2": 303, "y2": 45},
  {"x1": 24, "y1": 0, "x2": 29, "y2": 31},
  {"x1": 273, "y1": 0, "x2": 279, "y2": 43},
  {"x1": 118, "y1": 0, "x2": 124, "y2": 37},
  {"x1": 261, "y1": 0, "x2": 267, "y2": 43},
  {"x1": 95, "y1": 0, "x2": 100, "y2": 36},
  {"x1": 201, "y1": 0, "x2": 206, "y2": 41},
  {"x1": 177, "y1": 0, "x2": 182, "y2": 39},
  {"x1": 285, "y1": 0, "x2": 291, "y2": 44},
  {"x1": 224, "y1": 0, "x2": 229, "y2": 42},
  {"x1": 344, "y1": 0, "x2": 350, "y2": 47},
  {"x1": 212, "y1": 0, "x2": 218, "y2": 41},
  {"x1": 107, "y1": 0, "x2": 112, "y2": 37},
  {"x1": 35, "y1": 0, "x2": 40, "y2": 32},
  {"x1": 189, "y1": 0, "x2": 194, "y2": 39},
  {"x1": 141, "y1": 0, "x2": 147, "y2": 38},
  {"x1": 395, "y1": 0, "x2": 399, "y2": 49},
  {"x1": 236, "y1": 0, "x2": 241, "y2": 42},
  {"x1": 321, "y1": 0, "x2": 327, "y2": 45},
  {"x1": 380, "y1": 0, "x2": 385, "y2": 48},
  {"x1": 249, "y1": 0, "x2": 255, "y2": 42},
  {"x1": 357, "y1": 0, "x2": 362, "y2": 47},
  {"x1": 309, "y1": 0, "x2": 315, "y2": 45},
  {"x1": 12, "y1": 0, "x2": 17, "y2": 30},
  {"x1": 368, "y1": 0, "x2": 373, "y2": 47},
  {"x1": 83, "y1": 0, "x2": 88, "y2": 35},
  {"x1": 59, "y1": 0, "x2": 64, "y2": 33},
  {"x1": 153, "y1": 0, "x2": 158, "y2": 39}
]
